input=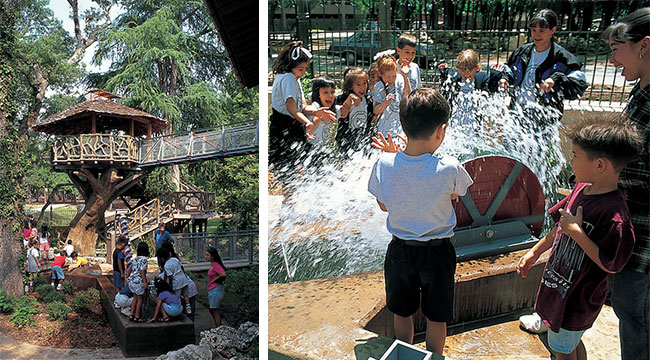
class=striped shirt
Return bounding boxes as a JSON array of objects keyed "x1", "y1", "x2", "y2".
[{"x1": 619, "y1": 83, "x2": 650, "y2": 274}]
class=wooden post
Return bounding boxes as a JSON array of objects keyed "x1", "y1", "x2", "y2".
[
  {"x1": 106, "y1": 231, "x2": 114, "y2": 265},
  {"x1": 130, "y1": 119, "x2": 134, "y2": 137},
  {"x1": 91, "y1": 114, "x2": 96, "y2": 133}
]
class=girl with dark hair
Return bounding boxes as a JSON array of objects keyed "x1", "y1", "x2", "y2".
[
  {"x1": 335, "y1": 67, "x2": 375, "y2": 154},
  {"x1": 603, "y1": 8, "x2": 650, "y2": 360},
  {"x1": 270, "y1": 41, "x2": 336, "y2": 170},
  {"x1": 305, "y1": 77, "x2": 339, "y2": 149},
  {"x1": 492, "y1": 9, "x2": 587, "y2": 116},
  {"x1": 148, "y1": 278, "x2": 183, "y2": 322},
  {"x1": 205, "y1": 247, "x2": 226, "y2": 327},
  {"x1": 127, "y1": 242, "x2": 149, "y2": 322}
]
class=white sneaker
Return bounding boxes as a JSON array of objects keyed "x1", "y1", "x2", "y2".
[
  {"x1": 519, "y1": 312, "x2": 548, "y2": 333},
  {"x1": 56, "y1": 284, "x2": 63, "y2": 291},
  {"x1": 185, "y1": 304, "x2": 192, "y2": 315},
  {"x1": 51, "y1": 282, "x2": 55, "y2": 287}
]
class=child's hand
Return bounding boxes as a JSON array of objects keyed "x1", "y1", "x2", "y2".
[
  {"x1": 400, "y1": 59, "x2": 410, "y2": 75},
  {"x1": 539, "y1": 78, "x2": 555, "y2": 93},
  {"x1": 315, "y1": 107, "x2": 336, "y2": 125},
  {"x1": 492, "y1": 63, "x2": 506, "y2": 72},
  {"x1": 304, "y1": 121, "x2": 316, "y2": 140},
  {"x1": 340, "y1": 102, "x2": 351, "y2": 119},
  {"x1": 148, "y1": 318, "x2": 156, "y2": 323},
  {"x1": 557, "y1": 207, "x2": 583, "y2": 237},
  {"x1": 438, "y1": 62, "x2": 448, "y2": 69},
  {"x1": 385, "y1": 93, "x2": 395, "y2": 104},
  {"x1": 516, "y1": 250, "x2": 538, "y2": 278},
  {"x1": 349, "y1": 94, "x2": 361, "y2": 107},
  {"x1": 371, "y1": 132, "x2": 406, "y2": 153}
]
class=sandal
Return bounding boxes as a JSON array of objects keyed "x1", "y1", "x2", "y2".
[
  {"x1": 129, "y1": 315, "x2": 135, "y2": 321},
  {"x1": 160, "y1": 317, "x2": 170, "y2": 322},
  {"x1": 133, "y1": 316, "x2": 144, "y2": 323}
]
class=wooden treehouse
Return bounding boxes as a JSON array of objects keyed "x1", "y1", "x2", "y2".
[{"x1": 31, "y1": 90, "x2": 259, "y2": 256}]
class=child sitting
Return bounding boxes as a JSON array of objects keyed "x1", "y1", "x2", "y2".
[
  {"x1": 149, "y1": 278, "x2": 183, "y2": 322},
  {"x1": 368, "y1": 88, "x2": 473, "y2": 356},
  {"x1": 335, "y1": 67, "x2": 375, "y2": 154},
  {"x1": 516, "y1": 116, "x2": 642, "y2": 360},
  {"x1": 395, "y1": 33, "x2": 422, "y2": 91},
  {"x1": 372, "y1": 54, "x2": 412, "y2": 136}
]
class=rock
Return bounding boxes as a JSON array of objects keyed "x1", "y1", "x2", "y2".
[
  {"x1": 155, "y1": 344, "x2": 213, "y2": 360},
  {"x1": 199, "y1": 322, "x2": 259, "y2": 358},
  {"x1": 99, "y1": 263, "x2": 113, "y2": 275}
]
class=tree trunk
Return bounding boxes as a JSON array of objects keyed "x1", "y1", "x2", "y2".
[
  {"x1": 0, "y1": 0, "x2": 25, "y2": 297},
  {"x1": 66, "y1": 168, "x2": 143, "y2": 255}
]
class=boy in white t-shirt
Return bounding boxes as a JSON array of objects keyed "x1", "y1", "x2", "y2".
[
  {"x1": 368, "y1": 88, "x2": 473, "y2": 357},
  {"x1": 395, "y1": 33, "x2": 422, "y2": 91}
]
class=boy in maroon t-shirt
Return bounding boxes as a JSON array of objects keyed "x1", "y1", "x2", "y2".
[{"x1": 516, "y1": 116, "x2": 643, "y2": 360}]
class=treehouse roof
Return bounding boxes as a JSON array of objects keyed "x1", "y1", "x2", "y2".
[
  {"x1": 204, "y1": 0, "x2": 257, "y2": 88},
  {"x1": 32, "y1": 98, "x2": 167, "y2": 136}
]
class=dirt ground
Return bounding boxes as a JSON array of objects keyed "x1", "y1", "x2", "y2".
[{"x1": 0, "y1": 292, "x2": 117, "y2": 349}]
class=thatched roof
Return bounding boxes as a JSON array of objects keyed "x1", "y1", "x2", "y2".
[
  {"x1": 204, "y1": 0, "x2": 258, "y2": 88},
  {"x1": 32, "y1": 99, "x2": 167, "y2": 136}
]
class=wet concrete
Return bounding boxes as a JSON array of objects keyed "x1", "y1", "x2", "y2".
[{"x1": 269, "y1": 248, "x2": 619, "y2": 359}]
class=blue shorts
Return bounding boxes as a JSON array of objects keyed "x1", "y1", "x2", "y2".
[
  {"x1": 51, "y1": 266, "x2": 64, "y2": 280},
  {"x1": 163, "y1": 302, "x2": 183, "y2": 317},
  {"x1": 113, "y1": 271, "x2": 124, "y2": 289},
  {"x1": 208, "y1": 286, "x2": 225, "y2": 309},
  {"x1": 547, "y1": 327, "x2": 586, "y2": 354}
]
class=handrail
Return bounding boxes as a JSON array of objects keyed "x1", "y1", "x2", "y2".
[
  {"x1": 51, "y1": 120, "x2": 258, "y2": 166},
  {"x1": 172, "y1": 230, "x2": 259, "y2": 265}
]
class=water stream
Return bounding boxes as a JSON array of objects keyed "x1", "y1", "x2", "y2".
[{"x1": 269, "y1": 84, "x2": 568, "y2": 284}]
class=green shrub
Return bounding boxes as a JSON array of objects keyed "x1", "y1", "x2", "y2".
[
  {"x1": 45, "y1": 301, "x2": 71, "y2": 321},
  {"x1": 9, "y1": 296, "x2": 38, "y2": 327},
  {"x1": 32, "y1": 277, "x2": 47, "y2": 287},
  {"x1": 42, "y1": 291, "x2": 66, "y2": 304},
  {"x1": 61, "y1": 281, "x2": 75, "y2": 295},
  {"x1": 0, "y1": 290, "x2": 15, "y2": 314},
  {"x1": 35, "y1": 284, "x2": 54, "y2": 298},
  {"x1": 70, "y1": 288, "x2": 100, "y2": 313}
]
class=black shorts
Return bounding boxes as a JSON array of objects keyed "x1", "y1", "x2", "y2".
[{"x1": 384, "y1": 236, "x2": 456, "y2": 322}]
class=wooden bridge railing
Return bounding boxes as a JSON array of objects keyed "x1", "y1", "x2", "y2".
[
  {"x1": 53, "y1": 134, "x2": 139, "y2": 164},
  {"x1": 172, "y1": 230, "x2": 259, "y2": 265}
]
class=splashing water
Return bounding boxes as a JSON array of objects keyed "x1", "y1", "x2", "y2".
[{"x1": 269, "y1": 84, "x2": 567, "y2": 283}]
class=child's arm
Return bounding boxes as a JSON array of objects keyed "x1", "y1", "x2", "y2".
[
  {"x1": 148, "y1": 299, "x2": 163, "y2": 322},
  {"x1": 285, "y1": 98, "x2": 316, "y2": 140},
  {"x1": 376, "y1": 199, "x2": 387, "y2": 212},
  {"x1": 140, "y1": 269, "x2": 148, "y2": 290},
  {"x1": 400, "y1": 70, "x2": 412, "y2": 96},
  {"x1": 517, "y1": 225, "x2": 557, "y2": 278},
  {"x1": 557, "y1": 207, "x2": 616, "y2": 274},
  {"x1": 373, "y1": 96, "x2": 394, "y2": 115},
  {"x1": 302, "y1": 102, "x2": 336, "y2": 124}
]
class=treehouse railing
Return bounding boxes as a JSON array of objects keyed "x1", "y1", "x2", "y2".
[
  {"x1": 53, "y1": 134, "x2": 139, "y2": 164},
  {"x1": 51, "y1": 121, "x2": 258, "y2": 167}
]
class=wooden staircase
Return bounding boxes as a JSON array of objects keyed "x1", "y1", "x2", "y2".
[{"x1": 105, "y1": 181, "x2": 216, "y2": 241}]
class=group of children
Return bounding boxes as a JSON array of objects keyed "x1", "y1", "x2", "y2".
[
  {"x1": 269, "y1": 6, "x2": 648, "y2": 360},
  {"x1": 111, "y1": 232, "x2": 212, "y2": 324},
  {"x1": 23, "y1": 215, "x2": 88, "y2": 291},
  {"x1": 269, "y1": 8, "x2": 587, "y2": 172}
]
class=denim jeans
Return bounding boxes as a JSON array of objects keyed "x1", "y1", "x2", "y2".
[{"x1": 612, "y1": 267, "x2": 650, "y2": 360}]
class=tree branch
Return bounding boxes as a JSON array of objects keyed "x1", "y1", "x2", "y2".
[{"x1": 77, "y1": 168, "x2": 102, "y2": 193}]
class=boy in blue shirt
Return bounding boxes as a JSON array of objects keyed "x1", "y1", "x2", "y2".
[{"x1": 368, "y1": 88, "x2": 473, "y2": 356}]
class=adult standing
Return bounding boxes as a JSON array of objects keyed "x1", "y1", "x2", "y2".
[
  {"x1": 205, "y1": 247, "x2": 226, "y2": 327},
  {"x1": 492, "y1": 9, "x2": 587, "y2": 120},
  {"x1": 603, "y1": 8, "x2": 650, "y2": 360},
  {"x1": 154, "y1": 222, "x2": 174, "y2": 251}
]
